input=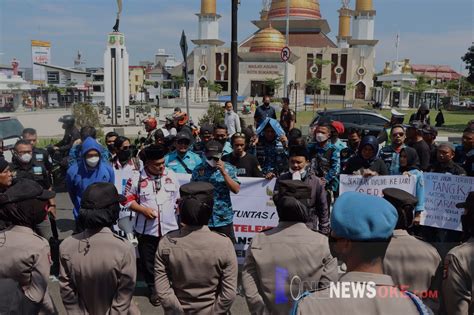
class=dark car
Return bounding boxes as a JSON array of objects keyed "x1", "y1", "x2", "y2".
[{"x1": 309, "y1": 109, "x2": 389, "y2": 139}]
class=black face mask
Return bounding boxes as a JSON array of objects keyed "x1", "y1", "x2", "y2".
[
  {"x1": 107, "y1": 144, "x2": 115, "y2": 152},
  {"x1": 117, "y1": 149, "x2": 131, "y2": 162}
]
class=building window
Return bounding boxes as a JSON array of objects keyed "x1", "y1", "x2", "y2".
[{"x1": 47, "y1": 71, "x2": 60, "y2": 84}]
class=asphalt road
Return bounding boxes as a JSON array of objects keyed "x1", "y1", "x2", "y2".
[{"x1": 51, "y1": 192, "x2": 250, "y2": 314}]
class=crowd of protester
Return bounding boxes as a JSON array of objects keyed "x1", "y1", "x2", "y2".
[{"x1": 0, "y1": 99, "x2": 472, "y2": 314}]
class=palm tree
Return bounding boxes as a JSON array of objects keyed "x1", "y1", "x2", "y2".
[
  {"x1": 407, "y1": 75, "x2": 430, "y2": 108},
  {"x1": 264, "y1": 77, "x2": 283, "y2": 97},
  {"x1": 206, "y1": 82, "x2": 223, "y2": 96}
]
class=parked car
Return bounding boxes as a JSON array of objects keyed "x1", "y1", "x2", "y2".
[
  {"x1": 309, "y1": 109, "x2": 390, "y2": 139},
  {"x1": 0, "y1": 116, "x2": 25, "y2": 162}
]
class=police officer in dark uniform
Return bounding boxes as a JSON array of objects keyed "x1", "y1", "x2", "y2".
[
  {"x1": 22, "y1": 128, "x2": 53, "y2": 173},
  {"x1": 10, "y1": 139, "x2": 57, "y2": 242},
  {"x1": 53, "y1": 115, "x2": 80, "y2": 157}
]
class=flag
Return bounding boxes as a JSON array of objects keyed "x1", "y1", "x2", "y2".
[{"x1": 180, "y1": 30, "x2": 188, "y2": 61}]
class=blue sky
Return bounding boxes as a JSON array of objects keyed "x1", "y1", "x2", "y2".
[{"x1": 0, "y1": 0, "x2": 472, "y2": 73}]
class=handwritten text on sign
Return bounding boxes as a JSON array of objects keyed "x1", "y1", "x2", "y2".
[
  {"x1": 339, "y1": 175, "x2": 416, "y2": 197},
  {"x1": 420, "y1": 173, "x2": 473, "y2": 231}
]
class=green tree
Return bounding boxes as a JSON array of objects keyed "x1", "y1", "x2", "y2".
[
  {"x1": 172, "y1": 75, "x2": 185, "y2": 88},
  {"x1": 207, "y1": 82, "x2": 223, "y2": 96},
  {"x1": 199, "y1": 103, "x2": 225, "y2": 126},
  {"x1": 264, "y1": 77, "x2": 283, "y2": 96},
  {"x1": 306, "y1": 78, "x2": 327, "y2": 108},
  {"x1": 72, "y1": 103, "x2": 103, "y2": 137},
  {"x1": 408, "y1": 75, "x2": 431, "y2": 107},
  {"x1": 461, "y1": 43, "x2": 474, "y2": 84}
]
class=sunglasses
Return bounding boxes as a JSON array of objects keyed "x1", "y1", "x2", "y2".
[
  {"x1": 207, "y1": 157, "x2": 220, "y2": 161},
  {"x1": 392, "y1": 132, "x2": 405, "y2": 137}
]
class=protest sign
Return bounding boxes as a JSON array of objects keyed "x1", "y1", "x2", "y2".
[
  {"x1": 420, "y1": 173, "x2": 474, "y2": 231},
  {"x1": 176, "y1": 174, "x2": 279, "y2": 264},
  {"x1": 339, "y1": 175, "x2": 416, "y2": 197}
]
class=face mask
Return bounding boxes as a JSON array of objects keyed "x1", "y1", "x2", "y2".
[
  {"x1": 19, "y1": 153, "x2": 32, "y2": 164},
  {"x1": 206, "y1": 158, "x2": 217, "y2": 168},
  {"x1": 86, "y1": 156, "x2": 100, "y2": 168},
  {"x1": 315, "y1": 133, "x2": 328, "y2": 143},
  {"x1": 289, "y1": 166, "x2": 307, "y2": 180},
  {"x1": 107, "y1": 144, "x2": 115, "y2": 152},
  {"x1": 117, "y1": 150, "x2": 131, "y2": 162}
]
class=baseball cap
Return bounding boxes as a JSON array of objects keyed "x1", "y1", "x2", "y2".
[{"x1": 204, "y1": 140, "x2": 223, "y2": 159}]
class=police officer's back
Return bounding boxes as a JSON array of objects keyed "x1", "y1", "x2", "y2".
[
  {"x1": 155, "y1": 182, "x2": 238, "y2": 314},
  {"x1": 59, "y1": 183, "x2": 139, "y2": 315},
  {"x1": 382, "y1": 188, "x2": 441, "y2": 303},
  {"x1": 295, "y1": 192, "x2": 431, "y2": 314},
  {"x1": 242, "y1": 180, "x2": 337, "y2": 315},
  {"x1": 0, "y1": 179, "x2": 56, "y2": 314},
  {"x1": 442, "y1": 192, "x2": 474, "y2": 315}
]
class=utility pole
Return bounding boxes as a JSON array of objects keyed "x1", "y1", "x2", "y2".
[
  {"x1": 283, "y1": 0, "x2": 290, "y2": 97},
  {"x1": 231, "y1": 0, "x2": 239, "y2": 111}
]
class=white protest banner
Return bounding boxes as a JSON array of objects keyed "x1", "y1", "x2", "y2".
[
  {"x1": 176, "y1": 174, "x2": 279, "y2": 264},
  {"x1": 420, "y1": 173, "x2": 474, "y2": 231},
  {"x1": 339, "y1": 174, "x2": 416, "y2": 197}
]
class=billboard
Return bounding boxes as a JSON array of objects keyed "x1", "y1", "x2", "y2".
[{"x1": 31, "y1": 40, "x2": 51, "y2": 85}]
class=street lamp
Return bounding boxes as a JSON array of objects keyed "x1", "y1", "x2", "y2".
[{"x1": 231, "y1": 0, "x2": 239, "y2": 111}]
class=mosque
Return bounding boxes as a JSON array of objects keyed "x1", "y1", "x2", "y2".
[{"x1": 183, "y1": 0, "x2": 377, "y2": 103}]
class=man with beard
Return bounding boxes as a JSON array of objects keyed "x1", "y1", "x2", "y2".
[
  {"x1": 59, "y1": 182, "x2": 139, "y2": 314},
  {"x1": 442, "y1": 192, "x2": 474, "y2": 315},
  {"x1": 294, "y1": 192, "x2": 430, "y2": 314},
  {"x1": 275, "y1": 145, "x2": 329, "y2": 235},
  {"x1": 243, "y1": 180, "x2": 337, "y2": 314},
  {"x1": 0, "y1": 179, "x2": 57, "y2": 314}
]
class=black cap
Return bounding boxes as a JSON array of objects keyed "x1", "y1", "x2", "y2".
[
  {"x1": 289, "y1": 145, "x2": 309, "y2": 160},
  {"x1": 58, "y1": 115, "x2": 75, "y2": 124},
  {"x1": 179, "y1": 182, "x2": 214, "y2": 225},
  {"x1": 274, "y1": 180, "x2": 312, "y2": 201},
  {"x1": 81, "y1": 182, "x2": 126, "y2": 209},
  {"x1": 142, "y1": 145, "x2": 167, "y2": 161},
  {"x1": 408, "y1": 120, "x2": 424, "y2": 131},
  {"x1": 0, "y1": 179, "x2": 55, "y2": 205},
  {"x1": 200, "y1": 125, "x2": 213, "y2": 136},
  {"x1": 382, "y1": 188, "x2": 418, "y2": 209},
  {"x1": 174, "y1": 107, "x2": 181, "y2": 112},
  {"x1": 204, "y1": 140, "x2": 223, "y2": 159},
  {"x1": 422, "y1": 125, "x2": 438, "y2": 136},
  {"x1": 176, "y1": 131, "x2": 191, "y2": 142},
  {"x1": 456, "y1": 192, "x2": 474, "y2": 209}
]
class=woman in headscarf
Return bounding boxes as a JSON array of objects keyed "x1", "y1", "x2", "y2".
[
  {"x1": 397, "y1": 147, "x2": 425, "y2": 223},
  {"x1": 342, "y1": 135, "x2": 388, "y2": 176},
  {"x1": 0, "y1": 179, "x2": 56, "y2": 314}
]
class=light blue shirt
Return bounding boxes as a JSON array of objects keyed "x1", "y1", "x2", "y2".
[{"x1": 165, "y1": 150, "x2": 203, "y2": 174}]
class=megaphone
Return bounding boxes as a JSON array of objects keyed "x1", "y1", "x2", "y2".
[{"x1": 118, "y1": 216, "x2": 138, "y2": 247}]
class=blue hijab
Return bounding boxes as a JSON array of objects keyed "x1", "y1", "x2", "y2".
[{"x1": 358, "y1": 135, "x2": 379, "y2": 163}]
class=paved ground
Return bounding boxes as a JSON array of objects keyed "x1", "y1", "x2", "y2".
[{"x1": 51, "y1": 192, "x2": 250, "y2": 314}]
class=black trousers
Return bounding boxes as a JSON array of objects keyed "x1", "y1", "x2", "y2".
[
  {"x1": 210, "y1": 223, "x2": 236, "y2": 244},
  {"x1": 137, "y1": 234, "x2": 160, "y2": 290}
]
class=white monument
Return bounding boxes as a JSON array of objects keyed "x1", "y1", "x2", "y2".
[
  {"x1": 104, "y1": 0, "x2": 129, "y2": 125},
  {"x1": 104, "y1": 32, "x2": 129, "y2": 125}
]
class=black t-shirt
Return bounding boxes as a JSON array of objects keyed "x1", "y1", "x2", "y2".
[
  {"x1": 222, "y1": 153, "x2": 263, "y2": 178},
  {"x1": 409, "y1": 140, "x2": 431, "y2": 171}
]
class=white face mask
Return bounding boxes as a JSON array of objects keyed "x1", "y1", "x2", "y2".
[
  {"x1": 206, "y1": 158, "x2": 217, "y2": 168},
  {"x1": 19, "y1": 153, "x2": 32, "y2": 163},
  {"x1": 86, "y1": 156, "x2": 100, "y2": 168},
  {"x1": 289, "y1": 167, "x2": 307, "y2": 180},
  {"x1": 315, "y1": 133, "x2": 328, "y2": 143}
]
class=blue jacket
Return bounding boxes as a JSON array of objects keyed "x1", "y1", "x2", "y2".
[{"x1": 66, "y1": 137, "x2": 115, "y2": 219}]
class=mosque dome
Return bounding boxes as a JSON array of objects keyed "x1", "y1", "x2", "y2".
[
  {"x1": 268, "y1": 0, "x2": 321, "y2": 20},
  {"x1": 249, "y1": 26, "x2": 286, "y2": 53}
]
